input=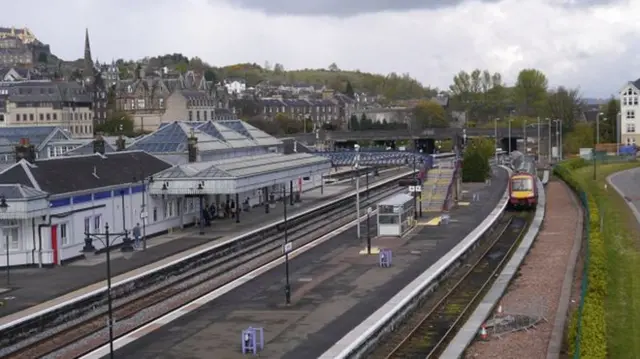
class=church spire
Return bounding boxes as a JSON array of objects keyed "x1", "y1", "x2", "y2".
[{"x1": 83, "y1": 28, "x2": 94, "y2": 81}]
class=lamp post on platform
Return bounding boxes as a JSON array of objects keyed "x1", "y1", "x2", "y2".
[
  {"x1": 81, "y1": 224, "x2": 134, "y2": 359},
  {"x1": 354, "y1": 144, "x2": 361, "y2": 239},
  {"x1": 0, "y1": 196, "x2": 9, "y2": 286},
  {"x1": 282, "y1": 185, "x2": 291, "y2": 305}
]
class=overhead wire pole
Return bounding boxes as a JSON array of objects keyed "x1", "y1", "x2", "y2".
[{"x1": 355, "y1": 144, "x2": 361, "y2": 239}]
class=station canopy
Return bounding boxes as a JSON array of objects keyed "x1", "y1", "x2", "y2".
[{"x1": 148, "y1": 153, "x2": 332, "y2": 195}]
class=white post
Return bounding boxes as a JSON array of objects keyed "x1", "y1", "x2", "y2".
[
  {"x1": 355, "y1": 144, "x2": 361, "y2": 239},
  {"x1": 537, "y1": 117, "x2": 541, "y2": 160},
  {"x1": 547, "y1": 118, "x2": 552, "y2": 163},
  {"x1": 494, "y1": 118, "x2": 499, "y2": 163}
]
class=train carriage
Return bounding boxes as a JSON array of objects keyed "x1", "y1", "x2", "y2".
[{"x1": 508, "y1": 172, "x2": 538, "y2": 210}]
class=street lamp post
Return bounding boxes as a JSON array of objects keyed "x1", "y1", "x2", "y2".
[
  {"x1": 282, "y1": 185, "x2": 291, "y2": 305},
  {"x1": 413, "y1": 154, "x2": 418, "y2": 219},
  {"x1": 547, "y1": 118, "x2": 552, "y2": 163},
  {"x1": 537, "y1": 117, "x2": 541, "y2": 160},
  {"x1": 523, "y1": 119, "x2": 527, "y2": 154},
  {"x1": 81, "y1": 224, "x2": 133, "y2": 359},
  {"x1": 354, "y1": 144, "x2": 361, "y2": 239},
  {"x1": 135, "y1": 174, "x2": 151, "y2": 250},
  {"x1": 494, "y1": 118, "x2": 500, "y2": 163},
  {"x1": 617, "y1": 111, "x2": 621, "y2": 155},
  {"x1": 508, "y1": 118, "x2": 513, "y2": 153},
  {"x1": 559, "y1": 119, "x2": 564, "y2": 161},
  {"x1": 0, "y1": 196, "x2": 9, "y2": 285},
  {"x1": 596, "y1": 112, "x2": 604, "y2": 145}
]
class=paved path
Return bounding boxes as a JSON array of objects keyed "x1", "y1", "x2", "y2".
[
  {"x1": 0, "y1": 169, "x2": 409, "y2": 319},
  {"x1": 111, "y1": 169, "x2": 509, "y2": 359}
]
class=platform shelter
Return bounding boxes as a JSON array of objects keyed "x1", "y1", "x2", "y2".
[
  {"x1": 376, "y1": 193, "x2": 415, "y2": 236},
  {"x1": 147, "y1": 153, "x2": 332, "y2": 227}
]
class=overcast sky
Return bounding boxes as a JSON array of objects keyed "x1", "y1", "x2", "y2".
[{"x1": 4, "y1": 0, "x2": 639, "y2": 97}]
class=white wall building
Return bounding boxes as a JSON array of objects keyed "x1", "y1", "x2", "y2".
[
  {"x1": 224, "y1": 79, "x2": 246, "y2": 94},
  {"x1": 620, "y1": 79, "x2": 640, "y2": 145},
  {"x1": 0, "y1": 150, "x2": 192, "y2": 267}
]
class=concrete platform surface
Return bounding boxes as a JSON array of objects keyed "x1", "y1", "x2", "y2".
[
  {"x1": 0, "y1": 169, "x2": 409, "y2": 320},
  {"x1": 110, "y1": 168, "x2": 508, "y2": 359}
]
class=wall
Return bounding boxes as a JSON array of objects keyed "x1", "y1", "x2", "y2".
[
  {"x1": 0, "y1": 185, "x2": 199, "y2": 267},
  {"x1": 2, "y1": 102, "x2": 94, "y2": 138}
]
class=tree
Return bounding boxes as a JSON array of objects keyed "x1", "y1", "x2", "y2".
[
  {"x1": 514, "y1": 69, "x2": 548, "y2": 116},
  {"x1": 274, "y1": 63, "x2": 285, "y2": 74},
  {"x1": 449, "y1": 69, "x2": 505, "y2": 123},
  {"x1": 247, "y1": 116, "x2": 281, "y2": 136},
  {"x1": 204, "y1": 69, "x2": 217, "y2": 83},
  {"x1": 37, "y1": 52, "x2": 48, "y2": 63},
  {"x1": 175, "y1": 62, "x2": 188, "y2": 74},
  {"x1": 546, "y1": 86, "x2": 584, "y2": 133},
  {"x1": 95, "y1": 111, "x2": 135, "y2": 135},
  {"x1": 413, "y1": 100, "x2": 448, "y2": 128},
  {"x1": 462, "y1": 137, "x2": 494, "y2": 182},
  {"x1": 328, "y1": 63, "x2": 340, "y2": 72},
  {"x1": 345, "y1": 81, "x2": 355, "y2": 99},
  {"x1": 601, "y1": 97, "x2": 620, "y2": 143},
  {"x1": 274, "y1": 113, "x2": 302, "y2": 134},
  {"x1": 564, "y1": 122, "x2": 594, "y2": 155},
  {"x1": 349, "y1": 114, "x2": 359, "y2": 130}
]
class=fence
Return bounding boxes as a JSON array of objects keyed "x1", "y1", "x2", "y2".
[{"x1": 573, "y1": 191, "x2": 591, "y2": 358}]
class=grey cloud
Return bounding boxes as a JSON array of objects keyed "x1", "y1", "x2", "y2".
[
  {"x1": 227, "y1": 0, "x2": 619, "y2": 16},
  {"x1": 227, "y1": 0, "x2": 498, "y2": 16}
]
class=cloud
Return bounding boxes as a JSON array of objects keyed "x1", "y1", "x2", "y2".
[{"x1": 3, "y1": 0, "x2": 640, "y2": 97}]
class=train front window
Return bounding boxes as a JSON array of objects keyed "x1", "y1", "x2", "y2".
[{"x1": 512, "y1": 178, "x2": 533, "y2": 191}]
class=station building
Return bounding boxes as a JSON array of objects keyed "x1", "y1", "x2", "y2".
[{"x1": 0, "y1": 120, "x2": 331, "y2": 268}]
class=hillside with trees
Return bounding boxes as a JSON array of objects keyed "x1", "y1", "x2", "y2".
[{"x1": 113, "y1": 55, "x2": 437, "y2": 101}]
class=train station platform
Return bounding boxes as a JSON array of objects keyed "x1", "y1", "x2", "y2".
[
  {"x1": 0, "y1": 168, "x2": 410, "y2": 321},
  {"x1": 110, "y1": 168, "x2": 509, "y2": 359}
]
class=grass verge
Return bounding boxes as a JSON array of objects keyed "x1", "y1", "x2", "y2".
[{"x1": 556, "y1": 159, "x2": 640, "y2": 359}]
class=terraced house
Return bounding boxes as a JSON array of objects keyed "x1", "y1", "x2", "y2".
[
  {"x1": 0, "y1": 81, "x2": 94, "y2": 138},
  {"x1": 114, "y1": 70, "x2": 231, "y2": 132}
]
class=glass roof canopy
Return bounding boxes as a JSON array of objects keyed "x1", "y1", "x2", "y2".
[
  {"x1": 149, "y1": 153, "x2": 331, "y2": 195},
  {"x1": 129, "y1": 120, "x2": 282, "y2": 154}
]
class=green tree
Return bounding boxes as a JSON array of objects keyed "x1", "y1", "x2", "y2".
[
  {"x1": 37, "y1": 52, "x2": 48, "y2": 63},
  {"x1": 349, "y1": 114, "x2": 359, "y2": 130},
  {"x1": 95, "y1": 111, "x2": 135, "y2": 135},
  {"x1": 601, "y1": 97, "x2": 620, "y2": 143},
  {"x1": 345, "y1": 81, "x2": 355, "y2": 98},
  {"x1": 204, "y1": 69, "x2": 217, "y2": 83},
  {"x1": 546, "y1": 86, "x2": 584, "y2": 133},
  {"x1": 175, "y1": 62, "x2": 188, "y2": 74},
  {"x1": 564, "y1": 122, "x2": 594, "y2": 155},
  {"x1": 274, "y1": 113, "x2": 302, "y2": 134},
  {"x1": 413, "y1": 100, "x2": 448, "y2": 128},
  {"x1": 462, "y1": 137, "x2": 494, "y2": 182},
  {"x1": 514, "y1": 69, "x2": 548, "y2": 116}
]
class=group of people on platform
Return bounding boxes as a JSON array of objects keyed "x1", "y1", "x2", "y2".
[{"x1": 201, "y1": 198, "x2": 252, "y2": 226}]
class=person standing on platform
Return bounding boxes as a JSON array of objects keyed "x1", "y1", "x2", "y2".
[{"x1": 132, "y1": 223, "x2": 141, "y2": 249}]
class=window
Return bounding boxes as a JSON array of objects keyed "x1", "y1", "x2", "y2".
[
  {"x1": 22, "y1": 114, "x2": 27, "y2": 121},
  {"x1": 1, "y1": 227, "x2": 19, "y2": 251},
  {"x1": 623, "y1": 97, "x2": 628, "y2": 106},
  {"x1": 15, "y1": 114, "x2": 19, "y2": 122},
  {"x1": 189, "y1": 198, "x2": 195, "y2": 212},
  {"x1": 211, "y1": 110, "x2": 214, "y2": 119},
  {"x1": 60, "y1": 223, "x2": 68, "y2": 245},
  {"x1": 203, "y1": 110, "x2": 207, "y2": 121},
  {"x1": 94, "y1": 215, "x2": 101, "y2": 231},
  {"x1": 53, "y1": 113, "x2": 57, "y2": 120},
  {"x1": 196, "y1": 110, "x2": 201, "y2": 121},
  {"x1": 153, "y1": 207, "x2": 158, "y2": 222},
  {"x1": 511, "y1": 177, "x2": 534, "y2": 191},
  {"x1": 46, "y1": 113, "x2": 50, "y2": 120},
  {"x1": 188, "y1": 111, "x2": 193, "y2": 121},
  {"x1": 627, "y1": 110, "x2": 635, "y2": 119},
  {"x1": 29, "y1": 113, "x2": 34, "y2": 121},
  {"x1": 627, "y1": 123, "x2": 636, "y2": 133},
  {"x1": 635, "y1": 97, "x2": 639, "y2": 105},
  {"x1": 84, "y1": 217, "x2": 91, "y2": 234}
]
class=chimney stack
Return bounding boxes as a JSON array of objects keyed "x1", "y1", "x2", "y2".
[
  {"x1": 115, "y1": 135, "x2": 126, "y2": 151},
  {"x1": 187, "y1": 130, "x2": 198, "y2": 163},
  {"x1": 15, "y1": 138, "x2": 36, "y2": 163},
  {"x1": 93, "y1": 133, "x2": 106, "y2": 155}
]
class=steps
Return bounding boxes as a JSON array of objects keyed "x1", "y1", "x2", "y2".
[{"x1": 422, "y1": 166, "x2": 456, "y2": 212}]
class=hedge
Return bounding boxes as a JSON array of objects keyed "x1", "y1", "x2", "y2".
[{"x1": 554, "y1": 161, "x2": 607, "y2": 359}]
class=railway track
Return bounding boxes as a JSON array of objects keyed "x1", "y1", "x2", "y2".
[
  {"x1": 369, "y1": 212, "x2": 531, "y2": 359},
  {"x1": 2, "y1": 180, "x2": 405, "y2": 359}
]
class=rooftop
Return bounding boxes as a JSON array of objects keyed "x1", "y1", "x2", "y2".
[{"x1": 0, "y1": 151, "x2": 172, "y2": 195}]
